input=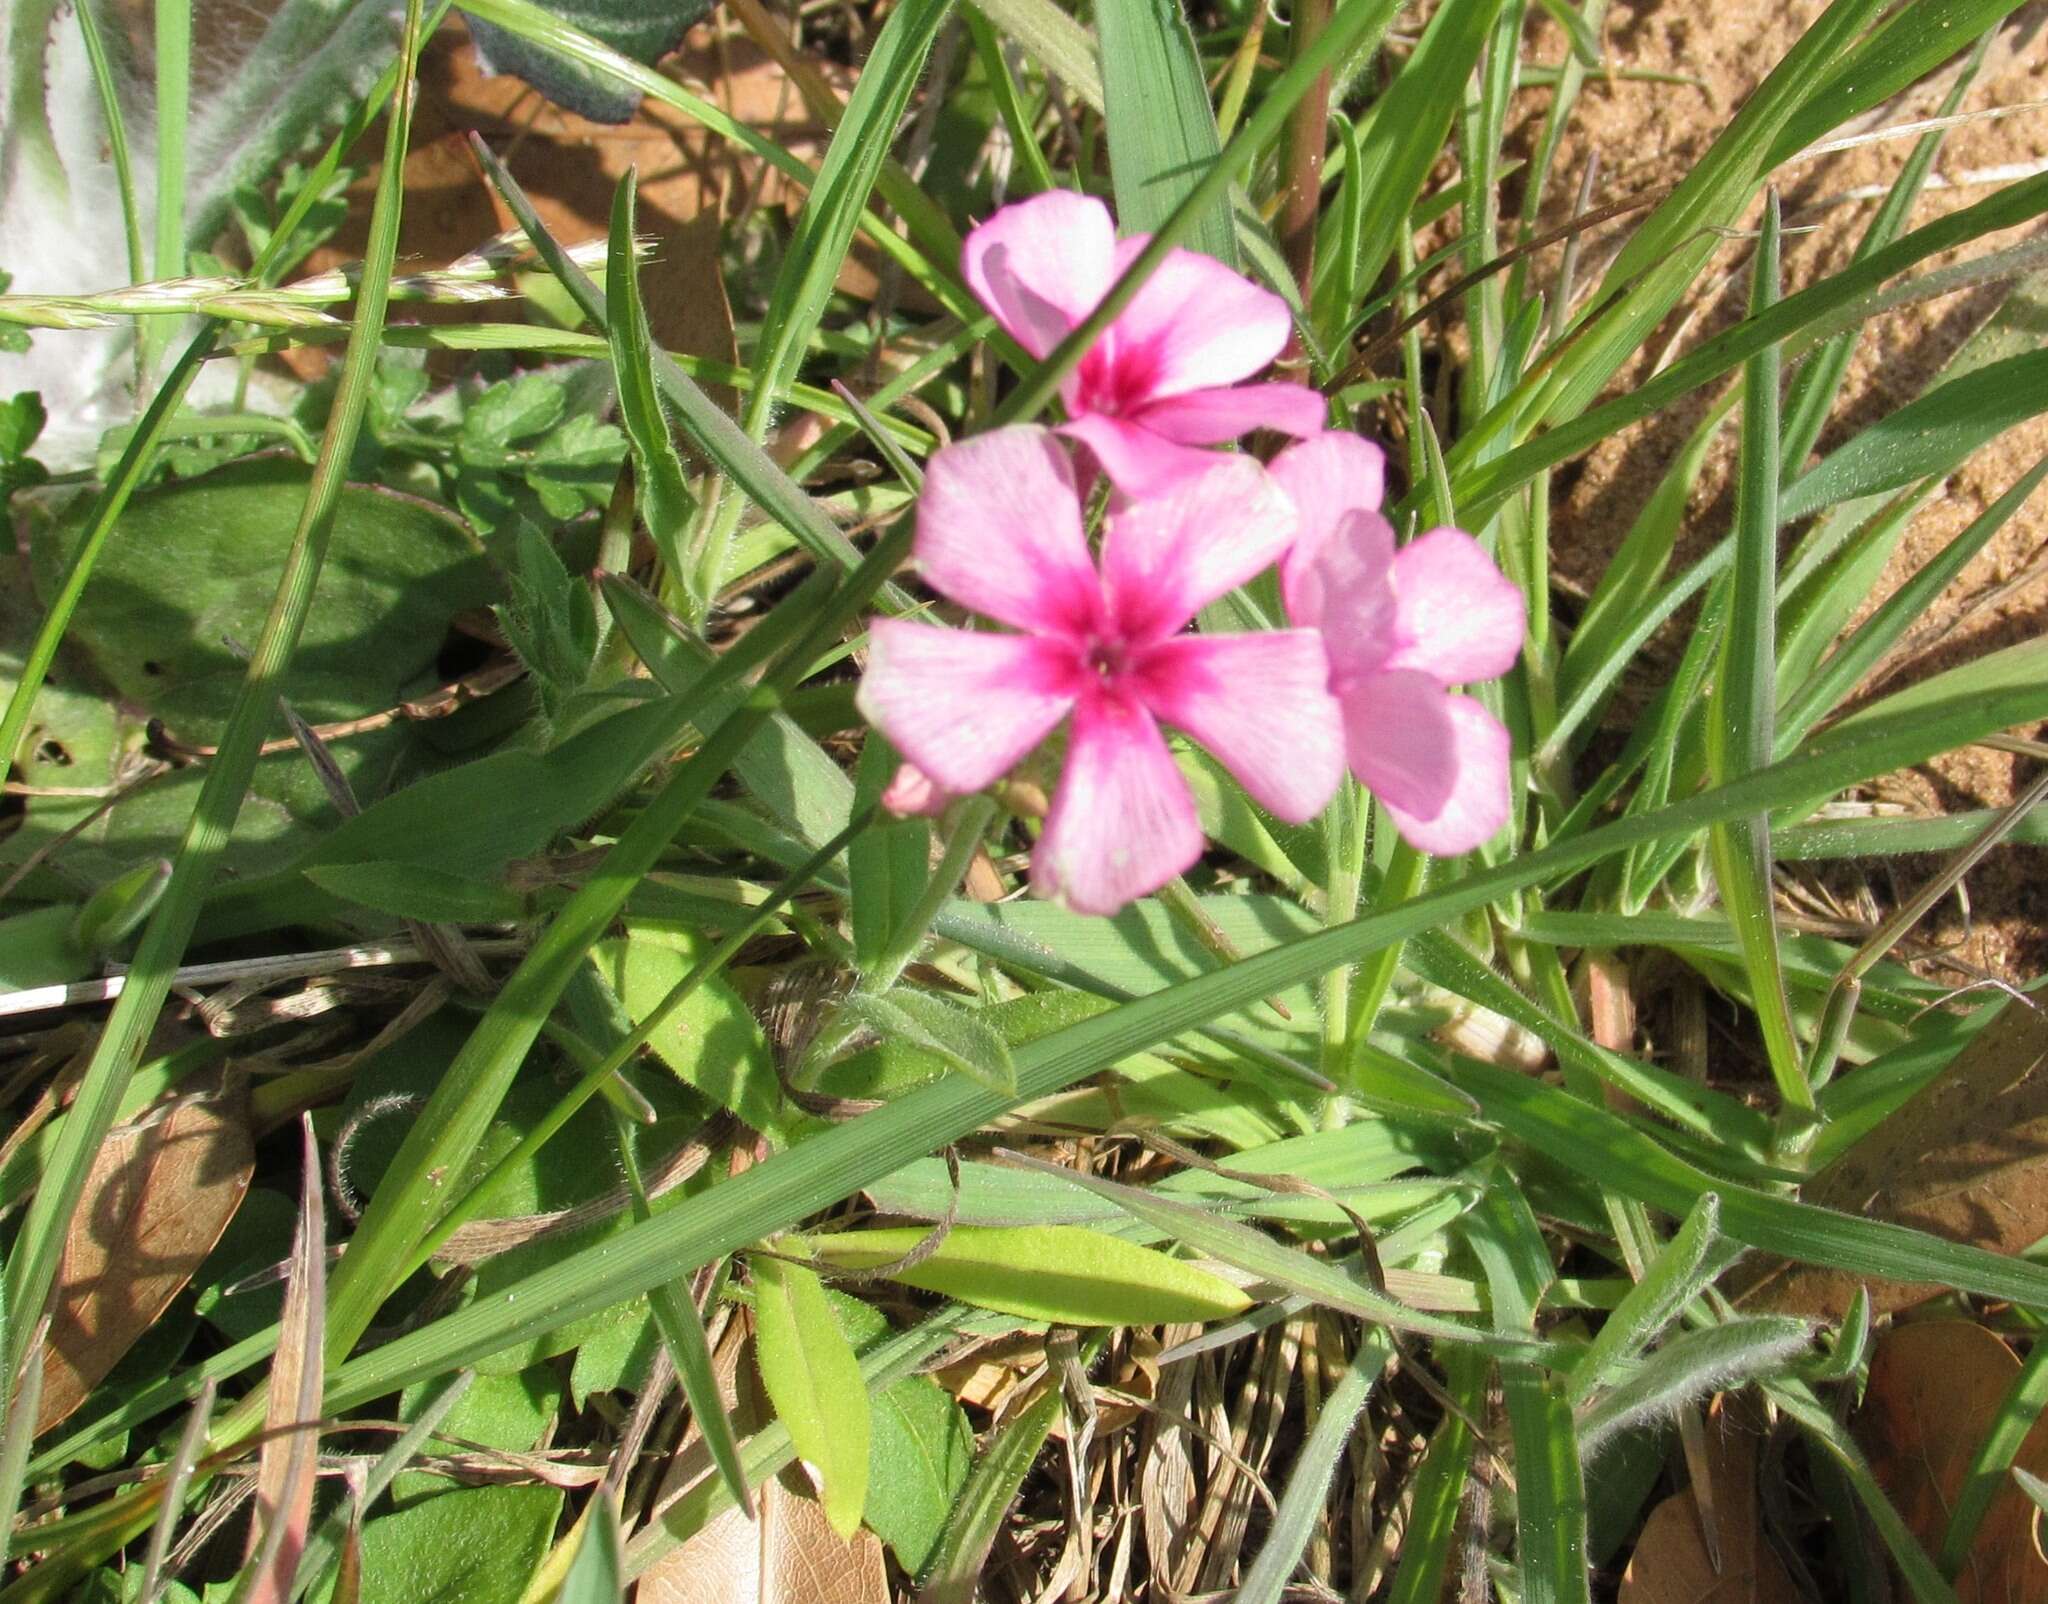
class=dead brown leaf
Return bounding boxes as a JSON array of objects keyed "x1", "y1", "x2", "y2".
[
  {"x1": 1737, "y1": 1001, "x2": 2048, "y2": 1318},
  {"x1": 1619, "y1": 1401, "x2": 1800, "y2": 1604},
  {"x1": 1856, "y1": 1319, "x2": 2048, "y2": 1604},
  {"x1": 36, "y1": 1083, "x2": 254, "y2": 1432},
  {"x1": 639, "y1": 1477, "x2": 888, "y2": 1604}
]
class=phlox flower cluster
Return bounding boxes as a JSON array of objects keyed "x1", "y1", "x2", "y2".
[{"x1": 857, "y1": 192, "x2": 1525, "y2": 917}]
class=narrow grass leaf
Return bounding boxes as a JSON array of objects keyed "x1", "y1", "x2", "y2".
[
  {"x1": 1782, "y1": 453, "x2": 2048, "y2": 740},
  {"x1": 1506, "y1": 1365, "x2": 1592, "y2": 1604},
  {"x1": 1706, "y1": 192, "x2": 1806, "y2": 1112},
  {"x1": 1450, "y1": 171, "x2": 2048, "y2": 520},
  {"x1": 1235, "y1": 1333, "x2": 1396, "y2": 1604},
  {"x1": 1783, "y1": 348, "x2": 2048, "y2": 521},
  {"x1": 1386, "y1": 1345, "x2": 1486, "y2": 1604},
  {"x1": 1942, "y1": 1331, "x2": 2048, "y2": 1572},
  {"x1": 1095, "y1": 0, "x2": 1233, "y2": 260},
  {"x1": 964, "y1": 0, "x2": 1103, "y2": 107},
  {"x1": 751, "y1": 1253, "x2": 870, "y2": 1539},
  {"x1": 605, "y1": 171, "x2": 693, "y2": 586},
  {"x1": 1568, "y1": 1194, "x2": 1721, "y2": 1404},
  {"x1": 917, "y1": 1384, "x2": 1061, "y2": 1604}
]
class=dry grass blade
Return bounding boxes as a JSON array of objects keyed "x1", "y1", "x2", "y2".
[
  {"x1": 135, "y1": 1376, "x2": 218, "y2": 1604},
  {"x1": 36, "y1": 1084, "x2": 254, "y2": 1433},
  {"x1": 241, "y1": 1117, "x2": 327, "y2": 1604}
]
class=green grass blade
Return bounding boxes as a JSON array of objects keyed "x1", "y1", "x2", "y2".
[
  {"x1": 917, "y1": 1383, "x2": 1062, "y2": 1603},
  {"x1": 148, "y1": 0, "x2": 191, "y2": 373},
  {"x1": 965, "y1": 0, "x2": 1103, "y2": 107},
  {"x1": 1764, "y1": 0, "x2": 2025, "y2": 165},
  {"x1": 1448, "y1": 170, "x2": 2048, "y2": 521},
  {"x1": 0, "y1": 0, "x2": 430, "y2": 1383},
  {"x1": 1781, "y1": 348, "x2": 2048, "y2": 522},
  {"x1": 1576, "y1": 1318, "x2": 1811, "y2": 1451},
  {"x1": 1780, "y1": 453, "x2": 2048, "y2": 742},
  {"x1": 1095, "y1": 0, "x2": 1234, "y2": 261},
  {"x1": 1385, "y1": 1345, "x2": 1485, "y2": 1604},
  {"x1": 742, "y1": 0, "x2": 953, "y2": 447},
  {"x1": 1341, "y1": 0, "x2": 1496, "y2": 323},
  {"x1": 73, "y1": 0, "x2": 146, "y2": 292},
  {"x1": 1706, "y1": 193, "x2": 1807, "y2": 1115},
  {"x1": 1505, "y1": 1365, "x2": 1592, "y2": 1604},
  {"x1": 1942, "y1": 1332, "x2": 2048, "y2": 1571},
  {"x1": 604, "y1": 171, "x2": 693, "y2": 589}
]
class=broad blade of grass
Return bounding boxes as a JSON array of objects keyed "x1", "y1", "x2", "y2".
[
  {"x1": 1096, "y1": 0, "x2": 1234, "y2": 261},
  {"x1": 1505, "y1": 1365, "x2": 1592, "y2": 1604},
  {"x1": 1567, "y1": 1195, "x2": 1721, "y2": 1404}
]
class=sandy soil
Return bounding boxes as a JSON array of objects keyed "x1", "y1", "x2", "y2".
[{"x1": 1521, "y1": 0, "x2": 2048, "y2": 979}]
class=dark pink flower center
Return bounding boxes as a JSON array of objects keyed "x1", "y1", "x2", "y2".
[{"x1": 1072, "y1": 337, "x2": 1163, "y2": 418}]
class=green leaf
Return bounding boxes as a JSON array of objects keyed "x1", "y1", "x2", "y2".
[
  {"x1": 917, "y1": 1383, "x2": 1061, "y2": 1603},
  {"x1": 337, "y1": 1484, "x2": 562, "y2": 1604},
  {"x1": 865, "y1": 1377, "x2": 974, "y2": 1574},
  {"x1": 464, "y1": 0, "x2": 713, "y2": 122},
  {"x1": 1095, "y1": 0, "x2": 1234, "y2": 262},
  {"x1": 594, "y1": 921, "x2": 780, "y2": 1131},
  {"x1": 848, "y1": 739, "x2": 930, "y2": 975},
  {"x1": 1567, "y1": 1194, "x2": 1721, "y2": 1403},
  {"x1": 807, "y1": 1223, "x2": 1250, "y2": 1325},
  {"x1": 750, "y1": 1253, "x2": 870, "y2": 1539},
  {"x1": 301, "y1": 861, "x2": 524, "y2": 924},
  {"x1": 835, "y1": 988, "x2": 1017, "y2": 1096},
  {"x1": 1504, "y1": 1365, "x2": 1592, "y2": 1604},
  {"x1": 1576, "y1": 1318, "x2": 1811, "y2": 1452},
  {"x1": 1345, "y1": 0, "x2": 1501, "y2": 313},
  {"x1": 29, "y1": 458, "x2": 493, "y2": 709},
  {"x1": 460, "y1": 373, "x2": 565, "y2": 452}
]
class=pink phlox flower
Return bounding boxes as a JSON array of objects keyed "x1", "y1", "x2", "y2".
[
  {"x1": 962, "y1": 191, "x2": 1326, "y2": 498},
  {"x1": 879, "y1": 761, "x2": 957, "y2": 818},
  {"x1": 856, "y1": 425, "x2": 1345, "y2": 916},
  {"x1": 1271, "y1": 433, "x2": 1525, "y2": 856}
]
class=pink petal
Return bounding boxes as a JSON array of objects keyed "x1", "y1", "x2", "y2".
[
  {"x1": 881, "y1": 761, "x2": 957, "y2": 818},
  {"x1": 961, "y1": 192, "x2": 1117, "y2": 360},
  {"x1": 1031, "y1": 689, "x2": 1205, "y2": 915},
  {"x1": 1099, "y1": 456, "x2": 1297, "y2": 641},
  {"x1": 1132, "y1": 382, "x2": 1328, "y2": 445},
  {"x1": 857, "y1": 620, "x2": 1081, "y2": 795},
  {"x1": 1345, "y1": 672, "x2": 1513, "y2": 856},
  {"x1": 1109, "y1": 236, "x2": 1296, "y2": 396},
  {"x1": 1132, "y1": 632, "x2": 1343, "y2": 823},
  {"x1": 916, "y1": 427, "x2": 1103, "y2": 636},
  {"x1": 1271, "y1": 432, "x2": 1386, "y2": 613},
  {"x1": 1382, "y1": 527, "x2": 1527, "y2": 684},
  {"x1": 1288, "y1": 509, "x2": 1398, "y2": 680},
  {"x1": 1057, "y1": 412, "x2": 1226, "y2": 498}
]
